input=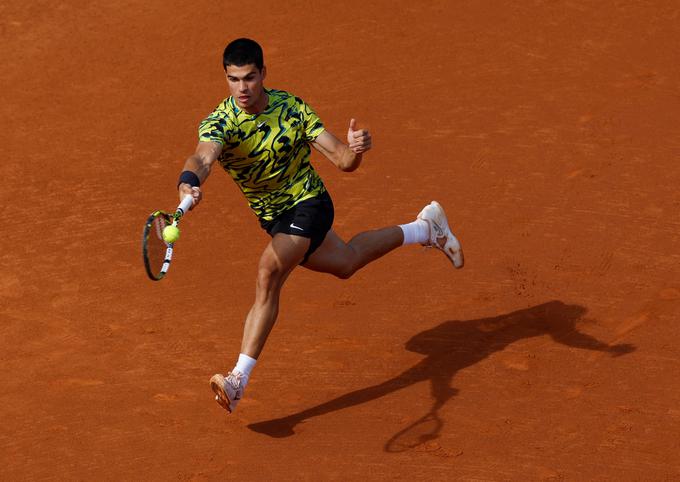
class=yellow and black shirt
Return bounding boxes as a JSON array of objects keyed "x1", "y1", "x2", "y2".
[{"x1": 198, "y1": 88, "x2": 326, "y2": 221}]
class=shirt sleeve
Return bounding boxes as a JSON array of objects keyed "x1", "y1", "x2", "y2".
[
  {"x1": 198, "y1": 109, "x2": 228, "y2": 146},
  {"x1": 298, "y1": 98, "x2": 325, "y2": 142}
]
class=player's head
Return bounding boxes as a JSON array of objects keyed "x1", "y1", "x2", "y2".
[
  {"x1": 222, "y1": 38, "x2": 267, "y2": 112},
  {"x1": 222, "y1": 38, "x2": 264, "y2": 71}
]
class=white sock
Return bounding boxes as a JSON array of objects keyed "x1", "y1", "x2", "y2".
[
  {"x1": 399, "y1": 219, "x2": 429, "y2": 245},
  {"x1": 233, "y1": 353, "x2": 257, "y2": 386}
]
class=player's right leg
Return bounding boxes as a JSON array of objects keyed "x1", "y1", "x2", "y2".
[
  {"x1": 241, "y1": 233, "x2": 310, "y2": 357},
  {"x1": 211, "y1": 232, "x2": 310, "y2": 413}
]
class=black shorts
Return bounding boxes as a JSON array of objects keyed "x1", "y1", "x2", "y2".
[{"x1": 259, "y1": 191, "x2": 334, "y2": 264}]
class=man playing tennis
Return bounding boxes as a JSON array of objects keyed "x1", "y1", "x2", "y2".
[{"x1": 176, "y1": 38, "x2": 464, "y2": 414}]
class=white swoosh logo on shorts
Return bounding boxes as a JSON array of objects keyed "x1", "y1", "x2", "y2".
[{"x1": 290, "y1": 223, "x2": 305, "y2": 231}]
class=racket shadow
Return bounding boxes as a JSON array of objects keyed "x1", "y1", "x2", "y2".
[{"x1": 247, "y1": 300, "x2": 635, "y2": 446}]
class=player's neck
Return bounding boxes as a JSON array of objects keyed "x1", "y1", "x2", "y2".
[{"x1": 242, "y1": 90, "x2": 269, "y2": 115}]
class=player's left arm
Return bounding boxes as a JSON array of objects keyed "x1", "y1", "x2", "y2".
[{"x1": 311, "y1": 118, "x2": 371, "y2": 172}]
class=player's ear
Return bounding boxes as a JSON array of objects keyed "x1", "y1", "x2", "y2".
[{"x1": 261, "y1": 65, "x2": 267, "y2": 81}]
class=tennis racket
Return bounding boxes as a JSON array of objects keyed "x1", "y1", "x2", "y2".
[{"x1": 142, "y1": 195, "x2": 194, "y2": 281}]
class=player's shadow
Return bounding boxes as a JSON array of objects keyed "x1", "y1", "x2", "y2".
[{"x1": 248, "y1": 301, "x2": 634, "y2": 450}]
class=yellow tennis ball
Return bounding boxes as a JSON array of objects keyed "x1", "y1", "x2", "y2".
[{"x1": 162, "y1": 225, "x2": 180, "y2": 243}]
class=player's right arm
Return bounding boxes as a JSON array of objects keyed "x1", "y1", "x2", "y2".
[{"x1": 178, "y1": 141, "x2": 223, "y2": 207}]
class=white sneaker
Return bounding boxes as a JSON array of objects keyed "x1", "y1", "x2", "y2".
[
  {"x1": 417, "y1": 201, "x2": 464, "y2": 269},
  {"x1": 210, "y1": 371, "x2": 244, "y2": 413}
]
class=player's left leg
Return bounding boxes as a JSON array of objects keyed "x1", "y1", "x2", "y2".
[
  {"x1": 302, "y1": 227, "x2": 403, "y2": 278},
  {"x1": 304, "y1": 200, "x2": 464, "y2": 278}
]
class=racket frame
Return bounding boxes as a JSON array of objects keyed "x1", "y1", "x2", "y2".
[{"x1": 142, "y1": 195, "x2": 193, "y2": 281}]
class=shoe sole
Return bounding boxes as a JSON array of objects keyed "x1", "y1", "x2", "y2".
[{"x1": 209, "y1": 374, "x2": 232, "y2": 413}]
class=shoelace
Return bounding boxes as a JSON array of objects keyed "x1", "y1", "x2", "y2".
[
  {"x1": 427, "y1": 224, "x2": 447, "y2": 250},
  {"x1": 226, "y1": 372, "x2": 243, "y2": 390}
]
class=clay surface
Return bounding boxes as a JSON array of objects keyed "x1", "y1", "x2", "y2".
[{"x1": 2, "y1": 1, "x2": 680, "y2": 479}]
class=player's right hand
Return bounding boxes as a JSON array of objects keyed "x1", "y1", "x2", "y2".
[{"x1": 178, "y1": 184, "x2": 202, "y2": 210}]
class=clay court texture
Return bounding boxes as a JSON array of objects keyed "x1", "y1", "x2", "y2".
[{"x1": 2, "y1": 1, "x2": 680, "y2": 480}]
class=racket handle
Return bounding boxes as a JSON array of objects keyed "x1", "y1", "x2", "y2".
[{"x1": 176, "y1": 195, "x2": 194, "y2": 217}]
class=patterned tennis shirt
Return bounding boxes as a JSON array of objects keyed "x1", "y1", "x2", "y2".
[{"x1": 198, "y1": 88, "x2": 327, "y2": 221}]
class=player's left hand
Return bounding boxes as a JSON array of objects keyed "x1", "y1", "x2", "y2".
[{"x1": 347, "y1": 118, "x2": 372, "y2": 154}]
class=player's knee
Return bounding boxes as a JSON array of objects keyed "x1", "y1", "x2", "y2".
[
  {"x1": 332, "y1": 249, "x2": 361, "y2": 279},
  {"x1": 256, "y1": 264, "x2": 283, "y2": 292},
  {"x1": 334, "y1": 261, "x2": 357, "y2": 280}
]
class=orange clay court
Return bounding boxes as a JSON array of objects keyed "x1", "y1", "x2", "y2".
[{"x1": 2, "y1": 1, "x2": 680, "y2": 480}]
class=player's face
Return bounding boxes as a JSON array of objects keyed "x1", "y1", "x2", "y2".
[{"x1": 225, "y1": 64, "x2": 267, "y2": 113}]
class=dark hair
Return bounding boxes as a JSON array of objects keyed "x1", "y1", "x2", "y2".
[{"x1": 222, "y1": 38, "x2": 264, "y2": 71}]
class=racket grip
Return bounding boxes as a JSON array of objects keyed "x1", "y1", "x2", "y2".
[{"x1": 177, "y1": 195, "x2": 194, "y2": 217}]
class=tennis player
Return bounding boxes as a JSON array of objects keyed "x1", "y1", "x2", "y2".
[{"x1": 176, "y1": 38, "x2": 464, "y2": 413}]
